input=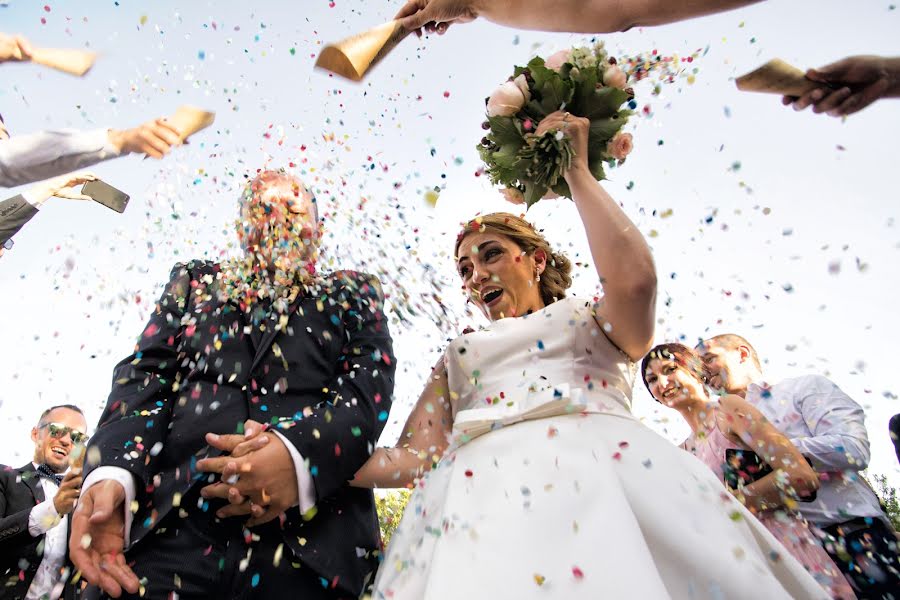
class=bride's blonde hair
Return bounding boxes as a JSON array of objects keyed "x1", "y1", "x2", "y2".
[{"x1": 455, "y1": 212, "x2": 572, "y2": 306}]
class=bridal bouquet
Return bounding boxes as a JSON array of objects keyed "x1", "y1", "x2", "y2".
[{"x1": 478, "y1": 42, "x2": 634, "y2": 207}]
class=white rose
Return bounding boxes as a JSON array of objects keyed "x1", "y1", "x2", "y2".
[{"x1": 486, "y1": 76, "x2": 531, "y2": 117}]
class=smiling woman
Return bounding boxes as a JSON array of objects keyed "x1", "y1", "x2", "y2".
[{"x1": 454, "y1": 212, "x2": 572, "y2": 320}]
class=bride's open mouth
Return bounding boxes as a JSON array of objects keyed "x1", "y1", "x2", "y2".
[{"x1": 482, "y1": 288, "x2": 503, "y2": 307}]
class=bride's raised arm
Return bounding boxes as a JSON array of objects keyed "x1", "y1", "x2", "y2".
[
  {"x1": 351, "y1": 358, "x2": 453, "y2": 489},
  {"x1": 535, "y1": 112, "x2": 657, "y2": 362}
]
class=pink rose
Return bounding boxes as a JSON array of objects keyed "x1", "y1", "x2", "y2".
[
  {"x1": 603, "y1": 65, "x2": 627, "y2": 89},
  {"x1": 606, "y1": 132, "x2": 633, "y2": 160},
  {"x1": 501, "y1": 187, "x2": 525, "y2": 205},
  {"x1": 544, "y1": 49, "x2": 572, "y2": 72},
  {"x1": 486, "y1": 74, "x2": 531, "y2": 117}
]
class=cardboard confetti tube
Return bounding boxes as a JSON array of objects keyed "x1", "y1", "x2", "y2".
[
  {"x1": 167, "y1": 105, "x2": 216, "y2": 142},
  {"x1": 70, "y1": 443, "x2": 86, "y2": 470},
  {"x1": 29, "y1": 47, "x2": 97, "y2": 77},
  {"x1": 315, "y1": 20, "x2": 409, "y2": 82},
  {"x1": 735, "y1": 58, "x2": 821, "y2": 97}
]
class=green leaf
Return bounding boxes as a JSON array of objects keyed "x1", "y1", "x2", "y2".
[
  {"x1": 581, "y1": 87, "x2": 630, "y2": 120},
  {"x1": 569, "y1": 68, "x2": 599, "y2": 117},
  {"x1": 523, "y1": 180, "x2": 549, "y2": 208},
  {"x1": 588, "y1": 156, "x2": 606, "y2": 181},
  {"x1": 535, "y1": 69, "x2": 573, "y2": 114},
  {"x1": 488, "y1": 116, "x2": 523, "y2": 147},
  {"x1": 588, "y1": 116, "x2": 627, "y2": 147},
  {"x1": 491, "y1": 142, "x2": 522, "y2": 169}
]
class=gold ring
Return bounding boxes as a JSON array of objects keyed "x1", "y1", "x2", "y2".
[{"x1": 563, "y1": 112, "x2": 571, "y2": 120}]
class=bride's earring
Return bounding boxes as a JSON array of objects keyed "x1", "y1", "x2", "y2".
[{"x1": 535, "y1": 269, "x2": 541, "y2": 282}]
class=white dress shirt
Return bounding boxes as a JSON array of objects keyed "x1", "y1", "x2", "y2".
[
  {"x1": 0, "y1": 129, "x2": 120, "y2": 188},
  {"x1": 744, "y1": 374, "x2": 887, "y2": 527},
  {"x1": 25, "y1": 464, "x2": 67, "y2": 600},
  {"x1": 81, "y1": 431, "x2": 316, "y2": 547}
]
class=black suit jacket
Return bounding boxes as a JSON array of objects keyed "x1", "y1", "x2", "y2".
[
  {"x1": 0, "y1": 195, "x2": 38, "y2": 246},
  {"x1": 0, "y1": 464, "x2": 56, "y2": 600},
  {"x1": 85, "y1": 261, "x2": 396, "y2": 596}
]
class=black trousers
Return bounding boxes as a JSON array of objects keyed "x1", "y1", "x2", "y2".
[
  {"x1": 93, "y1": 489, "x2": 353, "y2": 600},
  {"x1": 821, "y1": 517, "x2": 900, "y2": 600}
]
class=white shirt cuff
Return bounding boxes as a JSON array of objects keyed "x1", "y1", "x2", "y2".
[
  {"x1": 28, "y1": 499, "x2": 61, "y2": 536},
  {"x1": 272, "y1": 431, "x2": 317, "y2": 514},
  {"x1": 20, "y1": 189, "x2": 44, "y2": 209},
  {"x1": 81, "y1": 466, "x2": 137, "y2": 548}
]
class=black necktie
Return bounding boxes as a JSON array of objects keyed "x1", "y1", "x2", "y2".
[{"x1": 36, "y1": 463, "x2": 64, "y2": 486}]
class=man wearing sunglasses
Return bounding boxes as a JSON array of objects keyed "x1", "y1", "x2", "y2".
[{"x1": 0, "y1": 404, "x2": 87, "y2": 600}]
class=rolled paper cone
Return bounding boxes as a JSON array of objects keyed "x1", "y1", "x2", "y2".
[
  {"x1": 70, "y1": 443, "x2": 86, "y2": 470},
  {"x1": 167, "y1": 105, "x2": 216, "y2": 142},
  {"x1": 735, "y1": 58, "x2": 820, "y2": 97},
  {"x1": 29, "y1": 47, "x2": 97, "y2": 77},
  {"x1": 315, "y1": 20, "x2": 409, "y2": 82}
]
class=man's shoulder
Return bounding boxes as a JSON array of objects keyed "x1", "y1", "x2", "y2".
[
  {"x1": 168, "y1": 259, "x2": 221, "y2": 279},
  {"x1": 774, "y1": 373, "x2": 838, "y2": 393},
  {"x1": 320, "y1": 270, "x2": 384, "y2": 297},
  {"x1": 0, "y1": 464, "x2": 32, "y2": 484}
]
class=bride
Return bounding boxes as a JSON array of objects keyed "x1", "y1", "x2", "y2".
[{"x1": 352, "y1": 111, "x2": 826, "y2": 599}]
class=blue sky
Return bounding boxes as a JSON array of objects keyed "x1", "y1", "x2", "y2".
[{"x1": 1, "y1": 0, "x2": 898, "y2": 489}]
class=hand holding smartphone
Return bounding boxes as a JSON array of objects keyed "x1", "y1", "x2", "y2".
[{"x1": 81, "y1": 180, "x2": 130, "y2": 213}]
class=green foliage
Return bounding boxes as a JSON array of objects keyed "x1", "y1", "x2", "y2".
[
  {"x1": 477, "y1": 45, "x2": 632, "y2": 207},
  {"x1": 375, "y1": 488, "x2": 411, "y2": 546},
  {"x1": 867, "y1": 473, "x2": 900, "y2": 531}
]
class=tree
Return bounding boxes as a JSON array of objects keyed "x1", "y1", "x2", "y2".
[{"x1": 868, "y1": 473, "x2": 900, "y2": 532}]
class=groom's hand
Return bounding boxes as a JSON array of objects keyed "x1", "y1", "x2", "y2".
[
  {"x1": 69, "y1": 480, "x2": 141, "y2": 598},
  {"x1": 197, "y1": 422, "x2": 299, "y2": 526}
]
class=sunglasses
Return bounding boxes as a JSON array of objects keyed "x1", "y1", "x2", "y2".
[{"x1": 40, "y1": 422, "x2": 89, "y2": 444}]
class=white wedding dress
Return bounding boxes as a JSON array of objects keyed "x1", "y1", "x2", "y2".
[{"x1": 373, "y1": 297, "x2": 826, "y2": 599}]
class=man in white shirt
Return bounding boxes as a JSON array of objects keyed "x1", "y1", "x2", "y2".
[
  {"x1": 697, "y1": 333, "x2": 900, "y2": 598},
  {"x1": 0, "y1": 404, "x2": 87, "y2": 600},
  {"x1": 0, "y1": 111, "x2": 182, "y2": 189}
]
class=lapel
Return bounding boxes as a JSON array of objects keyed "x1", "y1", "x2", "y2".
[
  {"x1": 18, "y1": 463, "x2": 45, "y2": 504},
  {"x1": 248, "y1": 292, "x2": 305, "y2": 375}
]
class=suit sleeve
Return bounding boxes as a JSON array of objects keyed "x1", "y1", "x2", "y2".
[
  {"x1": 0, "y1": 194, "x2": 38, "y2": 246},
  {"x1": 277, "y1": 272, "x2": 396, "y2": 503},
  {"x1": 83, "y1": 263, "x2": 191, "y2": 488},
  {"x1": 0, "y1": 470, "x2": 39, "y2": 554}
]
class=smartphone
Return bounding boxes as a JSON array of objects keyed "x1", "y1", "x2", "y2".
[
  {"x1": 724, "y1": 449, "x2": 817, "y2": 502},
  {"x1": 82, "y1": 180, "x2": 130, "y2": 213}
]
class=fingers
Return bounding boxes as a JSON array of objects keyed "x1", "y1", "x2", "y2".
[
  {"x1": 15, "y1": 35, "x2": 33, "y2": 60},
  {"x1": 243, "y1": 419, "x2": 266, "y2": 439},
  {"x1": 394, "y1": 0, "x2": 424, "y2": 20},
  {"x1": 230, "y1": 434, "x2": 270, "y2": 458},
  {"x1": 398, "y1": 2, "x2": 433, "y2": 31},
  {"x1": 196, "y1": 454, "x2": 232, "y2": 474},
  {"x1": 246, "y1": 506, "x2": 282, "y2": 528},
  {"x1": 215, "y1": 500, "x2": 254, "y2": 519},
  {"x1": 788, "y1": 86, "x2": 831, "y2": 112},
  {"x1": 832, "y1": 81, "x2": 889, "y2": 116},
  {"x1": 205, "y1": 432, "x2": 245, "y2": 453},
  {"x1": 810, "y1": 87, "x2": 852, "y2": 113},
  {"x1": 154, "y1": 118, "x2": 184, "y2": 144},
  {"x1": 97, "y1": 553, "x2": 140, "y2": 598},
  {"x1": 199, "y1": 482, "x2": 231, "y2": 501}
]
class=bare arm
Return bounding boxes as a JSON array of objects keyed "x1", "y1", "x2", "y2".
[
  {"x1": 717, "y1": 395, "x2": 819, "y2": 513},
  {"x1": 351, "y1": 359, "x2": 453, "y2": 489},
  {"x1": 536, "y1": 112, "x2": 656, "y2": 360},
  {"x1": 396, "y1": 0, "x2": 762, "y2": 34}
]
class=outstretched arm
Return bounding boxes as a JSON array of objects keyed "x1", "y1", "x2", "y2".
[
  {"x1": 352, "y1": 357, "x2": 453, "y2": 489},
  {"x1": 717, "y1": 395, "x2": 819, "y2": 513},
  {"x1": 535, "y1": 112, "x2": 656, "y2": 361},
  {"x1": 395, "y1": 0, "x2": 761, "y2": 34}
]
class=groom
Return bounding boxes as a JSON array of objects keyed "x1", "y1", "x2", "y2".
[{"x1": 70, "y1": 171, "x2": 395, "y2": 599}]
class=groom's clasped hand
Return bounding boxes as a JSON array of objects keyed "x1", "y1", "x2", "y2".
[{"x1": 197, "y1": 419, "x2": 300, "y2": 527}]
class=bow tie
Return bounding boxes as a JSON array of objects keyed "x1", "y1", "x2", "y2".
[{"x1": 36, "y1": 464, "x2": 64, "y2": 486}]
